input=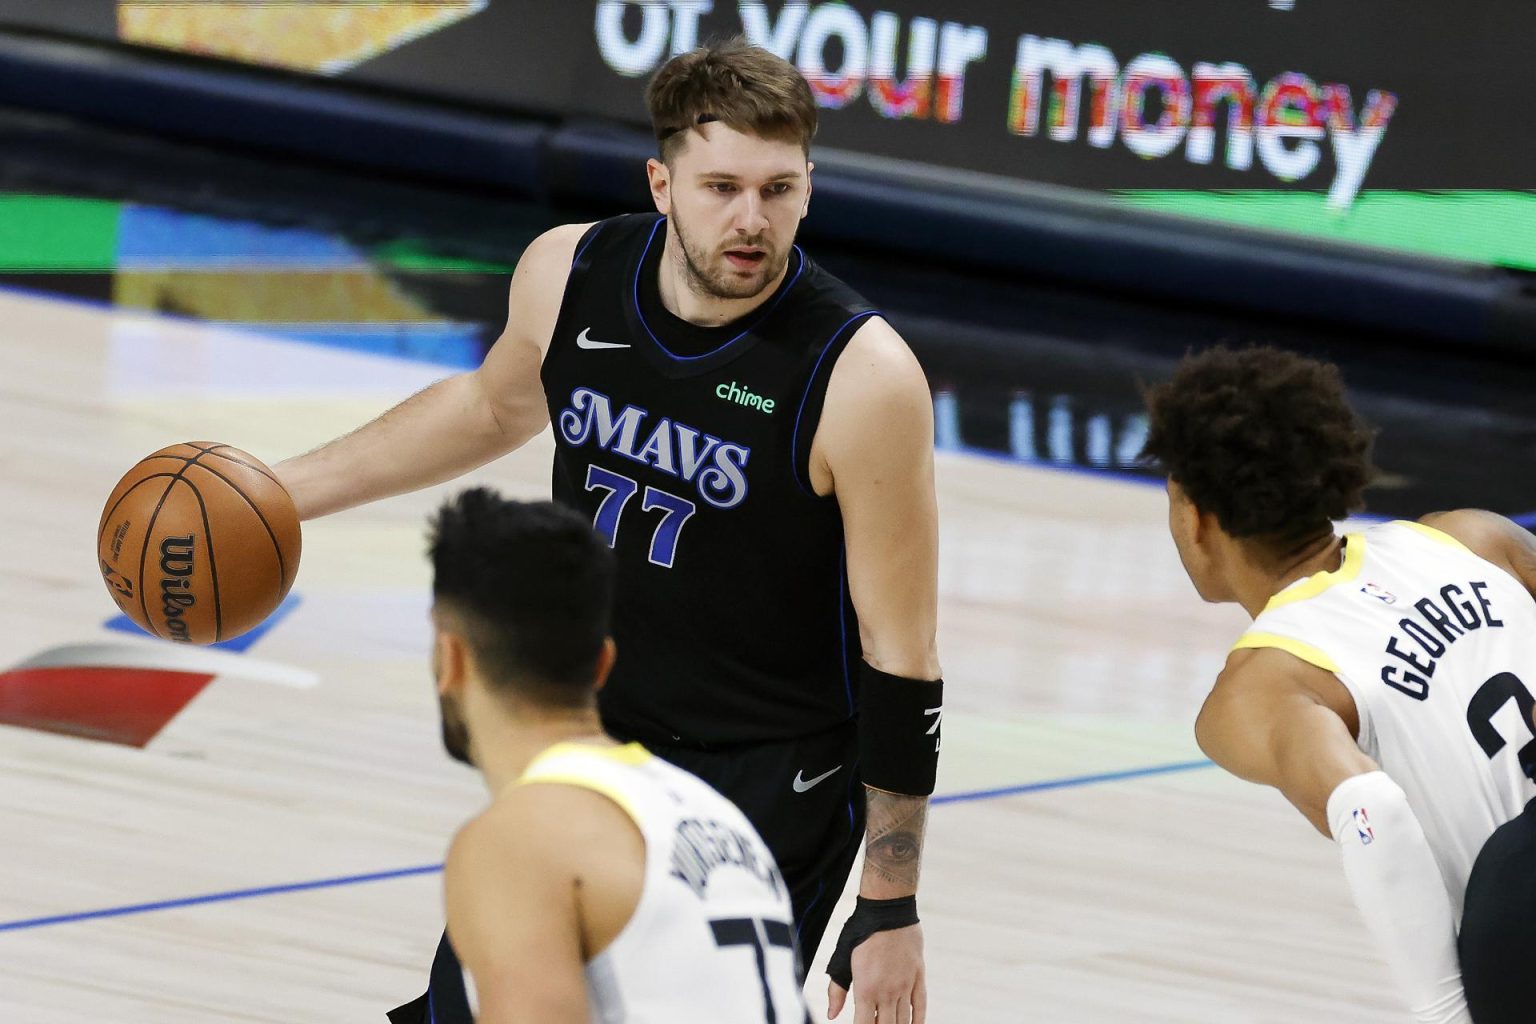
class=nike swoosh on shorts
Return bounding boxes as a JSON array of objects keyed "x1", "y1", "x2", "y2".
[{"x1": 792, "y1": 765, "x2": 843, "y2": 792}]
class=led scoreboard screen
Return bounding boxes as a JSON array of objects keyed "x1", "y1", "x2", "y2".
[{"x1": 3, "y1": 1, "x2": 1531, "y2": 270}]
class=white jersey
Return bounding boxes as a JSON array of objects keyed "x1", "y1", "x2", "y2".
[
  {"x1": 1236, "y1": 520, "x2": 1536, "y2": 921},
  {"x1": 488, "y1": 742, "x2": 806, "y2": 1024}
]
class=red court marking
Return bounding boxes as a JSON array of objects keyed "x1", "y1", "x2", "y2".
[{"x1": 0, "y1": 666, "x2": 214, "y2": 747}]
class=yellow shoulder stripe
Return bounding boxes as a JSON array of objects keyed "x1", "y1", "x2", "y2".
[
  {"x1": 1397, "y1": 520, "x2": 1473, "y2": 553},
  {"x1": 515, "y1": 742, "x2": 652, "y2": 822},
  {"x1": 524, "y1": 740, "x2": 651, "y2": 774},
  {"x1": 516, "y1": 771, "x2": 641, "y2": 823},
  {"x1": 1231, "y1": 632, "x2": 1342, "y2": 674},
  {"x1": 1264, "y1": 534, "x2": 1365, "y2": 611}
]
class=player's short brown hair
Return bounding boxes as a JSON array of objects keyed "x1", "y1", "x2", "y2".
[
  {"x1": 646, "y1": 37, "x2": 817, "y2": 163},
  {"x1": 1141, "y1": 346, "x2": 1376, "y2": 548}
]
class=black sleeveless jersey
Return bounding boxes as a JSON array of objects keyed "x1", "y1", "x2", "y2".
[{"x1": 540, "y1": 213, "x2": 879, "y2": 747}]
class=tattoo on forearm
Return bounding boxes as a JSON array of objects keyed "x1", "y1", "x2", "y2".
[{"x1": 862, "y1": 790, "x2": 929, "y2": 893}]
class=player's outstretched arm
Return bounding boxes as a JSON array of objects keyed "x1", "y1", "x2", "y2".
[
  {"x1": 1199, "y1": 649, "x2": 1470, "y2": 1024},
  {"x1": 274, "y1": 224, "x2": 590, "y2": 520},
  {"x1": 814, "y1": 317, "x2": 940, "y2": 1023},
  {"x1": 444, "y1": 787, "x2": 592, "y2": 1024}
]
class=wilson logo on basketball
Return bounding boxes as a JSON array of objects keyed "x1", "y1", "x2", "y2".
[{"x1": 159, "y1": 535, "x2": 198, "y2": 643}]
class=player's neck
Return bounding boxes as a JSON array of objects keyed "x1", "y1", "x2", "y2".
[
  {"x1": 473, "y1": 708, "x2": 612, "y2": 793},
  {"x1": 658, "y1": 236, "x2": 787, "y2": 327},
  {"x1": 1238, "y1": 532, "x2": 1345, "y2": 618}
]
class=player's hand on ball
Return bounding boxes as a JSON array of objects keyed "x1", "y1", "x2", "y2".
[{"x1": 827, "y1": 923, "x2": 925, "y2": 1023}]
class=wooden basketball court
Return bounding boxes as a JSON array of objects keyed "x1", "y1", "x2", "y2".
[{"x1": 0, "y1": 287, "x2": 1405, "y2": 1021}]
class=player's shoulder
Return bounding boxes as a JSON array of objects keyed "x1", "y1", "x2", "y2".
[
  {"x1": 1213, "y1": 644, "x2": 1319, "y2": 695},
  {"x1": 448, "y1": 779, "x2": 638, "y2": 881},
  {"x1": 1417, "y1": 508, "x2": 1536, "y2": 599},
  {"x1": 1218, "y1": 637, "x2": 1353, "y2": 695},
  {"x1": 516, "y1": 221, "x2": 600, "y2": 275},
  {"x1": 1197, "y1": 647, "x2": 1312, "y2": 749},
  {"x1": 1417, "y1": 509, "x2": 1521, "y2": 555},
  {"x1": 826, "y1": 316, "x2": 928, "y2": 412},
  {"x1": 843, "y1": 314, "x2": 910, "y2": 360},
  {"x1": 518, "y1": 214, "x2": 661, "y2": 279},
  {"x1": 1200, "y1": 643, "x2": 1353, "y2": 740}
]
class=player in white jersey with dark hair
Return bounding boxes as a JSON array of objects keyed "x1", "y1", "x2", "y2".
[
  {"x1": 1142, "y1": 347, "x2": 1536, "y2": 1024},
  {"x1": 425, "y1": 487, "x2": 807, "y2": 1023}
]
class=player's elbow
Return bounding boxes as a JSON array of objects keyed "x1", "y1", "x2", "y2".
[
  {"x1": 470, "y1": 368, "x2": 548, "y2": 448},
  {"x1": 861, "y1": 633, "x2": 941, "y2": 681}
]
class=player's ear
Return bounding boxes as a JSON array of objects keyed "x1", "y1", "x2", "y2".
[
  {"x1": 1191, "y1": 506, "x2": 1222, "y2": 550},
  {"x1": 647, "y1": 157, "x2": 671, "y2": 215},
  {"x1": 1171, "y1": 484, "x2": 1206, "y2": 544},
  {"x1": 1168, "y1": 478, "x2": 1198, "y2": 539},
  {"x1": 434, "y1": 629, "x2": 468, "y2": 697},
  {"x1": 591, "y1": 637, "x2": 618, "y2": 693},
  {"x1": 1184, "y1": 499, "x2": 1204, "y2": 544},
  {"x1": 803, "y1": 160, "x2": 813, "y2": 219}
]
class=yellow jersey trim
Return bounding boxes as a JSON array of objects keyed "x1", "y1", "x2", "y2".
[
  {"x1": 515, "y1": 742, "x2": 652, "y2": 821},
  {"x1": 527, "y1": 740, "x2": 652, "y2": 769},
  {"x1": 1231, "y1": 632, "x2": 1342, "y2": 675},
  {"x1": 1263, "y1": 534, "x2": 1365, "y2": 612},
  {"x1": 1398, "y1": 520, "x2": 1473, "y2": 553},
  {"x1": 517, "y1": 770, "x2": 641, "y2": 821}
]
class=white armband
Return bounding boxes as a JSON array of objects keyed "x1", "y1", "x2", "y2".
[{"x1": 1327, "y1": 771, "x2": 1470, "y2": 1024}]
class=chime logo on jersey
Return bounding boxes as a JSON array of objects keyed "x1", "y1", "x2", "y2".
[
  {"x1": 715, "y1": 380, "x2": 776, "y2": 415},
  {"x1": 558, "y1": 387, "x2": 751, "y2": 508},
  {"x1": 1352, "y1": 806, "x2": 1375, "y2": 845}
]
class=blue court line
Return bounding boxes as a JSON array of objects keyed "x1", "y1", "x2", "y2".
[
  {"x1": 0, "y1": 864, "x2": 442, "y2": 934},
  {"x1": 930, "y1": 758, "x2": 1214, "y2": 806},
  {"x1": 0, "y1": 758, "x2": 1214, "y2": 935}
]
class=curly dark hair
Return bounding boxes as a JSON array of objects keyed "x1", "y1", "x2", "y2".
[
  {"x1": 429, "y1": 488, "x2": 614, "y2": 706},
  {"x1": 1141, "y1": 347, "x2": 1375, "y2": 544}
]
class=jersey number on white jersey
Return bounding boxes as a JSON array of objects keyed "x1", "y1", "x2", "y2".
[
  {"x1": 710, "y1": 916, "x2": 799, "y2": 1024},
  {"x1": 1467, "y1": 672, "x2": 1536, "y2": 781}
]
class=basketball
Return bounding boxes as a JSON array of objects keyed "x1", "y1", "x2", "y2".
[{"x1": 97, "y1": 442, "x2": 301, "y2": 645}]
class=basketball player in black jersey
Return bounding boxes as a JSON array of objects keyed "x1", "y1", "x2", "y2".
[{"x1": 276, "y1": 39, "x2": 941, "y2": 1024}]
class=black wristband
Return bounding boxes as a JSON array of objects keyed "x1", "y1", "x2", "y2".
[
  {"x1": 826, "y1": 895, "x2": 920, "y2": 990},
  {"x1": 858, "y1": 664, "x2": 943, "y2": 795}
]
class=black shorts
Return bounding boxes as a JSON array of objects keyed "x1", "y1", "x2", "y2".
[
  {"x1": 647, "y1": 719, "x2": 867, "y2": 972},
  {"x1": 387, "y1": 723, "x2": 864, "y2": 1023},
  {"x1": 1458, "y1": 796, "x2": 1536, "y2": 1024},
  {"x1": 386, "y1": 932, "x2": 469, "y2": 1024}
]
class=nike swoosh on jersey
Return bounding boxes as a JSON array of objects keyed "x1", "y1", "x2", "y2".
[
  {"x1": 576, "y1": 328, "x2": 631, "y2": 350},
  {"x1": 792, "y1": 765, "x2": 843, "y2": 793}
]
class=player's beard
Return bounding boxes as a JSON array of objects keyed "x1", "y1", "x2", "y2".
[
  {"x1": 438, "y1": 691, "x2": 474, "y2": 766},
  {"x1": 671, "y1": 209, "x2": 789, "y2": 301}
]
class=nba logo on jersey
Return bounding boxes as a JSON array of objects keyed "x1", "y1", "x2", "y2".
[
  {"x1": 1351, "y1": 807, "x2": 1375, "y2": 845},
  {"x1": 1360, "y1": 582, "x2": 1397, "y2": 605}
]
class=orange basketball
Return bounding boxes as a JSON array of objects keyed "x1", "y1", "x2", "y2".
[{"x1": 97, "y1": 442, "x2": 301, "y2": 645}]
